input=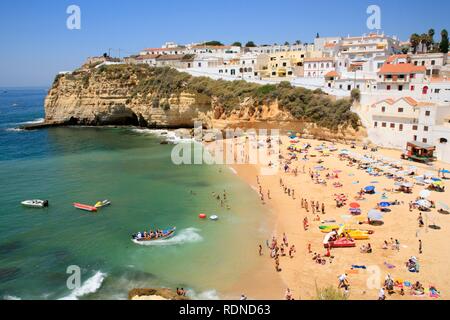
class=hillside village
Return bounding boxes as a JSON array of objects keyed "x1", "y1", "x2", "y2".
[{"x1": 72, "y1": 31, "x2": 450, "y2": 163}]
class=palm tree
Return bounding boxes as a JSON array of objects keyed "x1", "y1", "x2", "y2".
[
  {"x1": 410, "y1": 33, "x2": 420, "y2": 53},
  {"x1": 428, "y1": 29, "x2": 436, "y2": 51},
  {"x1": 295, "y1": 40, "x2": 302, "y2": 45},
  {"x1": 440, "y1": 29, "x2": 449, "y2": 53}
]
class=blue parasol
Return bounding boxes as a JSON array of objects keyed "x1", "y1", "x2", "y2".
[
  {"x1": 379, "y1": 202, "x2": 391, "y2": 208},
  {"x1": 364, "y1": 186, "x2": 375, "y2": 192}
]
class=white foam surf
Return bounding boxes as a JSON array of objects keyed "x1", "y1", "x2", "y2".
[
  {"x1": 5, "y1": 128, "x2": 25, "y2": 132},
  {"x1": 189, "y1": 289, "x2": 220, "y2": 300},
  {"x1": 132, "y1": 228, "x2": 203, "y2": 246},
  {"x1": 59, "y1": 271, "x2": 107, "y2": 300},
  {"x1": 3, "y1": 295, "x2": 21, "y2": 300},
  {"x1": 131, "y1": 128, "x2": 195, "y2": 144},
  {"x1": 19, "y1": 118, "x2": 45, "y2": 125}
]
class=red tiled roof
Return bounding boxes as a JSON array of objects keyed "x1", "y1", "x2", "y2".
[
  {"x1": 372, "y1": 97, "x2": 434, "y2": 107},
  {"x1": 379, "y1": 63, "x2": 426, "y2": 74},
  {"x1": 304, "y1": 57, "x2": 334, "y2": 62},
  {"x1": 325, "y1": 71, "x2": 339, "y2": 78},
  {"x1": 136, "y1": 54, "x2": 160, "y2": 60},
  {"x1": 386, "y1": 54, "x2": 408, "y2": 63}
]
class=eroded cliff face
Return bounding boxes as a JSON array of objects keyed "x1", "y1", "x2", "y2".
[{"x1": 44, "y1": 68, "x2": 293, "y2": 129}]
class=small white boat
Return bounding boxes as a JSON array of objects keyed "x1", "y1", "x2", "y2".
[
  {"x1": 210, "y1": 215, "x2": 219, "y2": 221},
  {"x1": 21, "y1": 200, "x2": 49, "y2": 208}
]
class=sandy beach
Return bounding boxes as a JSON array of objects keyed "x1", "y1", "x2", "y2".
[{"x1": 205, "y1": 133, "x2": 450, "y2": 300}]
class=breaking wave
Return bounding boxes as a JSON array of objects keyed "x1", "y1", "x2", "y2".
[
  {"x1": 132, "y1": 228, "x2": 203, "y2": 246},
  {"x1": 59, "y1": 271, "x2": 107, "y2": 300},
  {"x1": 189, "y1": 289, "x2": 220, "y2": 300},
  {"x1": 3, "y1": 295, "x2": 21, "y2": 300},
  {"x1": 19, "y1": 118, "x2": 45, "y2": 125}
]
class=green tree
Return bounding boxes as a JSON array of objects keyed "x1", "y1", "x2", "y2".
[
  {"x1": 295, "y1": 40, "x2": 302, "y2": 45},
  {"x1": 245, "y1": 41, "x2": 256, "y2": 47},
  {"x1": 440, "y1": 29, "x2": 449, "y2": 53},
  {"x1": 231, "y1": 42, "x2": 242, "y2": 47},
  {"x1": 351, "y1": 88, "x2": 361, "y2": 103},
  {"x1": 203, "y1": 40, "x2": 224, "y2": 46},
  {"x1": 410, "y1": 33, "x2": 421, "y2": 53},
  {"x1": 284, "y1": 41, "x2": 290, "y2": 46}
]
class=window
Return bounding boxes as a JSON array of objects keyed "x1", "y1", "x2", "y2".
[
  {"x1": 413, "y1": 125, "x2": 418, "y2": 131},
  {"x1": 425, "y1": 111, "x2": 431, "y2": 116},
  {"x1": 440, "y1": 138, "x2": 448, "y2": 144},
  {"x1": 390, "y1": 123, "x2": 395, "y2": 128},
  {"x1": 382, "y1": 107, "x2": 386, "y2": 112},
  {"x1": 431, "y1": 60, "x2": 435, "y2": 66},
  {"x1": 374, "y1": 122, "x2": 378, "y2": 127},
  {"x1": 398, "y1": 85, "x2": 403, "y2": 91},
  {"x1": 422, "y1": 86, "x2": 429, "y2": 94},
  {"x1": 398, "y1": 108, "x2": 404, "y2": 113},
  {"x1": 413, "y1": 135, "x2": 417, "y2": 141},
  {"x1": 422, "y1": 138, "x2": 428, "y2": 143},
  {"x1": 424, "y1": 126, "x2": 429, "y2": 132},
  {"x1": 387, "y1": 85, "x2": 391, "y2": 91},
  {"x1": 399, "y1": 124, "x2": 403, "y2": 131},
  {"x1": 382, "y1": 122, "x2": 387, "y2": 127},
  {"x1": 411, "y1": 85, "x2": 415, "y2": 91}
]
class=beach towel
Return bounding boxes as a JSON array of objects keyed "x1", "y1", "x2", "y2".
[
  {"x1": 351, "y1": 265, "x2": 367, "y2": 269},
  {"x1": 384, "y1": 262, "x2": 396, "y2": 269},
  {"x1": 347, "y1": 269, "x2": 359, "y2": 274}
]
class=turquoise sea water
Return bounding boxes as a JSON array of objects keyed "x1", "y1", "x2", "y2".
[{"x1": 0, "y1": 89, "x2": 271, "y2": 300}]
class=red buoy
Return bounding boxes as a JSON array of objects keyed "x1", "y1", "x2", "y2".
[{"x1": 199, "y1": 213, "x2": 207, "y2": 219}]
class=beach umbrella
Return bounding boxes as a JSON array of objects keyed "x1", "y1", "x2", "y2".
[
  {"x1": 424, "y1": 171, "x2": 435, "y2": 178},
  {"x1": 364, "y1": 186, "x2": 375, "y2": 192},
  {"x1": 402, "y1": 182, "x2": 413, "y2": 188},
  {"x1": 419, "y1": 190, "x2": 431, "y2": 199},
  {"x1": 438, "y1": 202, "x2": 449, "y2": 210},
  {"x1": 416, "y1": 199, "x2": 431, "y2": 208},
  {"x1": 440, "y1": 169, "x2": 450, "y2": 174},
  {"x1": 431, "y1": 177, "x2": 442, "y2": 182},
  {"x1": 368, "y1": 209, "x2": 383, "y2": 221},
  {"x1": 349, "y1": 202, "x2": 360, "y2": 209},
  {"x1": 379, "y1": 202, "x2": 391, "y2": 208}
]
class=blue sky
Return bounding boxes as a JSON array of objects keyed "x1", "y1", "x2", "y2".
[{"x1": 0, "y1": 0, "x2": 448, "y2": 87}]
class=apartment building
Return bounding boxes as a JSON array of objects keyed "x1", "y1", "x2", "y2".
[{"x1": 368, "y1": 97, "x2": 450, "y2": 162}]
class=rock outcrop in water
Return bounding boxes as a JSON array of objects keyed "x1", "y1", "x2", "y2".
[
  {"x1": 128, "y1": 288, "x2": 189, "y2": 300},
  {"x1": 43, "y1": 64, "x2": 363, "y2": 139}
]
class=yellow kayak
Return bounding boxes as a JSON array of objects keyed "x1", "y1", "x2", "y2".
[
  {"x1": 345, "y1": 229, "x2": 370, "y2": 240},
  {"x1": 319, "y1": 225, "x2": 341, "y2": 233}
]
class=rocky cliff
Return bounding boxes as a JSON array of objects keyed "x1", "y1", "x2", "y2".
[{"x1": 44, "y1": 64, "x2": 362, "y2": 138}]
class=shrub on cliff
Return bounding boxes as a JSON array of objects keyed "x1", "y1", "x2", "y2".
[{"x1": 63, "y1": 64, "x2": 360, "y2": 131}]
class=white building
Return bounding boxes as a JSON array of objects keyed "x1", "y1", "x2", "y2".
[
  {"x1": 366, "y1": 97, "x2": 450, "y2": 162},
  {"x1": 303, "y1": 57, "x2": 335, "y2": 78},
  {"x1": 337, "y1": 33, "x2": 400, "y2": 63}
]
